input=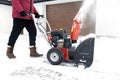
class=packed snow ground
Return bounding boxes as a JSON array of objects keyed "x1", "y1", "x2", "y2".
[{"x1": 0, "y1": 33, "x2": 120, "y2": 80}]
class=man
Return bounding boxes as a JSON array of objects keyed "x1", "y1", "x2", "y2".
[{"x1": 6, "y1": 0, "x2": 43, "y2": 59}]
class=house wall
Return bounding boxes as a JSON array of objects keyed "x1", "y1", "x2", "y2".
[
  {"x1": 96, "y1": 0, "x2": 120, "y2": 37},
  {"x1": 0, "y1": 4, "x2": 12, "y2": 34}
]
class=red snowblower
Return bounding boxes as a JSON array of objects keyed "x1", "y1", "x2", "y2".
[{"x1": 36, "y1": 15, "x2": 95, "y2": 68}]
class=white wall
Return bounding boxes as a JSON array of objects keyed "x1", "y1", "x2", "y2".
[
  {"x1": 96, "y1": 0, "x2": 120, "y2": 37},
  {"x1": 0, "y1": 4, "x2": 12, "y2": 34}
]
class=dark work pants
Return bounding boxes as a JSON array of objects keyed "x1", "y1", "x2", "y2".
[{"x1": 8, "y1": 18, "x2": 37, "y2": 47}]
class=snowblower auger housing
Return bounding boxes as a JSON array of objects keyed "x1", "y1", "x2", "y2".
[{"x1": 74, "y1": 37, "x2": 95, "y2": 68}]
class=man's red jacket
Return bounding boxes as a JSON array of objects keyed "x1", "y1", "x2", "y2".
[{"x1": 11, "y1": 0, "x2": 38, "y2": 20}]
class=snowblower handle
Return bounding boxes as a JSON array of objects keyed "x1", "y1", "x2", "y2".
[
  {"x1": 26, "y1": 13, "x2": 32, "y2": 16},
  {"x1": 39, "y1": 15, "x2": 44, "y2": 18}
]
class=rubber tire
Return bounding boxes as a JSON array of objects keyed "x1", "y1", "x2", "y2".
[{"x1": 47, "y1": 48, "x2": 63, "y2": 65}]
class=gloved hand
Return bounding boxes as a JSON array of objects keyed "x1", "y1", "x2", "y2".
[
  {"x1": 20, "y1": 11, "x2": 27, "y2": 16},
  {"x1": 35, "y1": 13, "x2": 40, "y2": 18}
]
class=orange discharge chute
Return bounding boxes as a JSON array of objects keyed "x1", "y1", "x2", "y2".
[{"x1": 71, "y1": 12, "x2": 81, "y2": 43}]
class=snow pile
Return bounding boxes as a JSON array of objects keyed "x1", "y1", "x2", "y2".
[{"x1": 0, "y1": 34, "x2": 120, "y2": 80}]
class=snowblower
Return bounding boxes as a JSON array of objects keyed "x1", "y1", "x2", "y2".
[{"x1": 36, "y1": 15, "x2": 95, "y2": 68}]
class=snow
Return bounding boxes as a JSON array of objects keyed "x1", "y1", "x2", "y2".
[{"x1": 0, "y1": 33, "x2": 120, "y2": 80}]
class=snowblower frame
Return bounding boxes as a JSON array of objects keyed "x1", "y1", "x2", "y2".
[{"x1": 36, "y1": 16, "x2": 95, "y2": 68}]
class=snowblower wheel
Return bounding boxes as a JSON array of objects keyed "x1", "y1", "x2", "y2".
[{"x1": 47, "y1": 48, "x2": 63, "y2": 65}]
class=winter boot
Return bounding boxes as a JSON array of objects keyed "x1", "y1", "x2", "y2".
[
  {"x1": 29, "y1": 46, "x2": 43, "y2": 57},
  {"x1": 6, "y1": 46, "x2": 16, "y2": 59}
]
